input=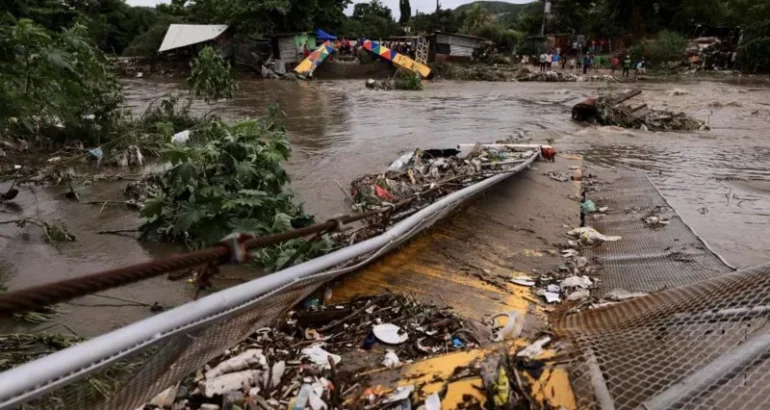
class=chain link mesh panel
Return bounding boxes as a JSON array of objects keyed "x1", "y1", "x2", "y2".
[
  {"x1": 557, "y1": 169, "x2": 764, "y2": 410},
  {"x1": 3, "y1": 158, "x2": 537, "y2": 410},
  {"x1": 584, "y1": 170, "x2": 733, "y2": 296}
]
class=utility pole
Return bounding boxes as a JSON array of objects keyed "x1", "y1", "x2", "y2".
[{"x1": 540, "y1": 0, "x2": 551, "y2": 36}]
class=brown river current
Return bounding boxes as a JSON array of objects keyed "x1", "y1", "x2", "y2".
[{"x1": 2, "y1": 77, "x2": 770, "y2": 336}]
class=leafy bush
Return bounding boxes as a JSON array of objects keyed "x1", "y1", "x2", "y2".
[
  {"x1": 393, "y1": 69, "x2": 422, "y2": 90},
  {"x1": 140, "y1": 108, "x2": 329, "y2": 269},
  {"x1": 630, "y1": 30, "x2": 687, "y2": 69},
  {"x1": 474, "y1": 24, "x2": 523, "y2": 52},
  {"x1": 188, "y1": 46, "x2": 236, "y2": 103},
  {"x1": 0, "y1": 17, "x2": 122, "y2": 145}
]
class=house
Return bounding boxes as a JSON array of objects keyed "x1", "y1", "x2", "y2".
[
  {"x1": 158, "y1": 24, "x2": 232, "y2": 56},
  {"x1": 428, "y1": 32, "x2": 488, "y2": 62},
  {"x1": 272, "y1": 32, "x2": 317, "y2": 67}
]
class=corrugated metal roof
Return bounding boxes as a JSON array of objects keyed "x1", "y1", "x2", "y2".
[{"x1": 158, "y1": 24, "x2": 229, "y2": 52}]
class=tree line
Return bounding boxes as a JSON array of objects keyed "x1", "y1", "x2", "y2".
[{"x1": 1, "y1": 0, "x2": 769, "y2": 70}]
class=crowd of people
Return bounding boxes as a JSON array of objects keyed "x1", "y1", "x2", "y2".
[{"x1": 530, "y1": 48, "x2": 647, "y2": 77}]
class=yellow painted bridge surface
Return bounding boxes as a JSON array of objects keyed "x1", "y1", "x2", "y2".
[{"x1": 331, "y1": 158, "x2": 583, "y2": 409}]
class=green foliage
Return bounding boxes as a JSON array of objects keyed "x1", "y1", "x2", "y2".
[
  {"x1": 411, "y1": 8, "x2": 464, "y2": 34},
  {"x1": 399, "y1": 0, "x2": 411, "y2": 24},
  {"x1": 630, "y1": 30, "x2": 687, "y2": 68},
  {"x1": 463, "y1": 3, "x2": 491, "y2": 32},
  {"x1": 0, "y1": 17, "x2": 122, "y2": 145},
  {"x1": 188, "y1": 46, "x2": 236, "y2": 103},
  {"x1": 140, "y1": 110, "x2": 330, "y2": 269},
  {"x1": 393, "y1": 68, "x2": 422, "y2": 90},
  {"x1": 735, "y1": 0, "x2": 770, "y2": 71},
  {"x1": 340, "y1": 0, "x2": 401, "y2": 38},
  {"x1": 473, "y1": 23, "x2": 522, "y2": 51},
  {"x1": 122, "y1": 16, "x2": 182, "y2": 57}
]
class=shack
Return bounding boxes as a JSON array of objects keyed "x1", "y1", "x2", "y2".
[
  {"x1": 158, "y1": 24, "x2": 232, "y2": 57},
  {"x1": 272, "y1": 32, "x2": 317, "y2": 68},
  {"x1": 428, "y1": 31, "x2": 487, "y2": 62}
]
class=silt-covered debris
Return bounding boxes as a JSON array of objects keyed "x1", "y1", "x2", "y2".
[
  {"x1": 350, "y1": 145, "x2": 537, "y2": 211},
  {"x1": 137, "y1": 293, "x2": 490, "y2": 410},
  {"x1": 572, "y1": 88, "x2": 707, "y2": 131},
  {"x1": 516, "y1": 70, "x2": 619, "y2": 83}
]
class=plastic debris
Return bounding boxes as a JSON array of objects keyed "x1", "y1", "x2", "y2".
[
  {"x1": 510, "y1": 277, "x2": 535, "y2": 287},
  {"x1": 292, "y1": 384, "x2": 312, "y2": 410},
  {"x1": 547, "y1": 284, "x2": 561, "y2": 293},
  {"x1": 569, "y1": 226, "x2": 622, "y2": 244},
  {"x1": 605, "y1": 289, "x2": 649, "y2": 301},
  {"x1": 560, "y1": 275, "x2": 592, "y2": 289},
  {"x1": 200, "y1": 370, "x2": 259, "y2": 398},
  {"x1": 88, "y1": 147, "x2": 103, "y2": 160},
  {"x1": 561, "y1": 249, "x2": 579, "y2": 258},
  {"x1": 205, "y1": 349, "x2": 265, "y2": 379},
  {"x1": 538, "y1": 290, "x2": 561, "y2": 304},
  {"x1": 425, "y1": 393, "x2": 441, "y2": 410},
  {"x1": 491, "y1": 311, "x2": 523, "y2": 342},
  {"x1": 385, "y1": 385, "x2": 414, "y2": 403},
  {"x1": 301, "y1": 344, "x2": 341, "y2": 368},
  {"x1": 493, "y1": 368, "x2": 510, "y2": 406},
  {"x1": 269, "y1": 360, "x2": 285, "y2": 388},
  {"x1": 149, "y1": 384, "x2": 179, "y2": 408},
  {"x1": 388, "y1": 151, "x2": 415, "y2": 172},
  {"x1": 581, "y1": 200, "x2": 597, "y2": 214},
  {"x1": 517, "y1": 337, "x2": 552, "y2": 359},
  {"x1": 372, "y1": 323, "x2": 408, "y2": 344},
  {"x1": 382, "y1": 350, "x2": 401, "y2": 368},
  {"x1": 452, "y1": 338, "x2": 464, "y2": 348},
  {"x1": 567, "y1": 289, "x2": 591, "y2": 301},
  {"x1": 599, "y1": 206, "x2": 609, "y2": 212},
  {"x1": 172, "y1": 130, "x2": 191, "y2": 144}
]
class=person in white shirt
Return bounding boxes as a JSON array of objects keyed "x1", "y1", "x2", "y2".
[
  {"x1": 546, "y1": 51, "x2": 554, "y2": 71},
  {"x1": 539, "y1": 53, "x2": 547, "y2": 72}
]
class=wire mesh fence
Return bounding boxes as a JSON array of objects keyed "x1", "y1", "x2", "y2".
[
  {"x1": 0, "y1": 156, "x2": 537, "y2": 410},
  {"x1": 556, "y1": 169, "x2": 766, "y2": 410},
  {"x1": 557, "y1": 263, "x2": 770, "y2": 410}
]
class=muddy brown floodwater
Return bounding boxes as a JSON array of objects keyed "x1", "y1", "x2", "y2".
[{"x1": 2, "y1": 77, "x2": 770, "y2": 337}]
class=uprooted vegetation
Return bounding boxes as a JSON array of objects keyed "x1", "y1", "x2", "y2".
[
  {"x1": 365, "y1": 69, "x2": 423, "y2": 91},
  {"x1": 138, "y1": 107, "x2": 330, "y2": 270}
]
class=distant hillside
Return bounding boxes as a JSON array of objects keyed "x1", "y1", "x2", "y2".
[{"x1": 453, "y1": 1, "x2": 539, "y2": 23}]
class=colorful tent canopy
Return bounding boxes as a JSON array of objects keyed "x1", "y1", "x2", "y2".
[
  {"x1": 315, "y1": 29, "x2": 337, "y2": 41},
  {"x1": 294, "y1": 41, "x2": 336, "y2": 76},
  {"x1": 361, "y1": 40, "x2": 431, "y2": 78}
]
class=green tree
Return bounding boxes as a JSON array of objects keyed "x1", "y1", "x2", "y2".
[
  {"x1": 353, "y1": 0, "x2": 393, "y2": 20},
  {"x1": 188, "y1": 46, "x2": 236, "y2": 103},
  {"x1": 463, "y1": 3, "x2": 490, "y2": 33},
  {"x1": 399, "y1": 0, "x2": 411, "y2": 25}
]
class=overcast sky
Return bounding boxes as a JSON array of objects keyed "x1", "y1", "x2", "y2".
[{"x1": 125, "y1": 0, "x2": 533, "y2": 21}]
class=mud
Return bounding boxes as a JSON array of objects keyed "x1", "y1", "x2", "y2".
[{"x1": 1, "y1": 77, "x2": 769, "y2": 336}]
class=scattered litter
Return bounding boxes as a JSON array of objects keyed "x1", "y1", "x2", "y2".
[
  {"x1": 666, "y1": 88, "x2": 691, "y2": 96},
  {"x1": 567, "y1": 289, "x2": 591, "y2": 301},
  {"x1": 205, "y1": 349, "x2": 265, "y2": 379},
  {"x1": 605, "y1": 289, "x2": 649, "y2": 301},
  {"x1": 581, "y1": 200, "x2": 597, "y2": 214},
  {"x1": 561, "y1": 249, "x2": 579, "y2": 258},
  {"x1": 425, "y1": 393, "x2": 441, "y2": 410},
  {"x1": 560, "y1": 276, "x2": 592, "y2": 289},
  {"x1": 598, "y1": 206, "x2": 609, "y2": 212},
  {"x1": 547, "y1": 284, "x2": 561, "y2": 293},
  {"x1": 47, "y1": 157, "x2": 61, "y2": 163},
  {"x1": 385, "y1": 385, "x2": 414, "y2": 403},
  {"x1": 88, "y1": 147, "x2": 103, "y2": 160},
  {"x1": 538, "y1": 290, "x2": 561, "y2": 304},
  {"x1": 545, "y1": 170, "x2": 570, "y2": 182},
  {"x1": 200, "y1": 370, "x2": 258, "y2": 398},
  {"x1": 172, "y1": 130, "x2": 191, "y2": 144},
  {"x1": 510, "y1": 277, "x2": 535, "y2": 287},
  {"x1": 372, "y1": 323, "x2": 408, "y2": 344},
  {"x1": 517, "y1": 337, "x2": 552, "y2": 359},
  {"x1": 301, "y1": 344, "x2": 341, "y2": 368},
  {"x1": 491, "y1": 311, "x2": 523, "y2": 341},
  {"x1": 569, "y1": 226, "x2": 622, "y2": 244},
  {"x1": 644, "y1": 215, "x2": 670, "y2": 228},
  {"x1": 381, "y1": 350, "x2": 401, "y2": 368}
]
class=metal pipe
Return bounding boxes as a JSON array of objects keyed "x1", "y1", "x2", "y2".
[
  {"x1": 638, "y1": 330, "x2": 770, "y2": 410},
  {"x1": 0, "y1": 153, "x2": 538, "y2": 409}
]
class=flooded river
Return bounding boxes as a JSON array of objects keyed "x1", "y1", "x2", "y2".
[{"x1": 3, "y1": 77, "x2": 770, "y2": 336}]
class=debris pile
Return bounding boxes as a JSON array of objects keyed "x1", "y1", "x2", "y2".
[
  {"x1": 516, "y1": 71, "x2": 618, "y2": 82},
  {"x1": 141, "y1": 293, "x2": 482, "y2": 410},
  {"x1": 350, "y1": 146, "x2": 537, "y2": 210},
  {"x1": 572, "y1": 88, "x2": 707, "y2": 131}
]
